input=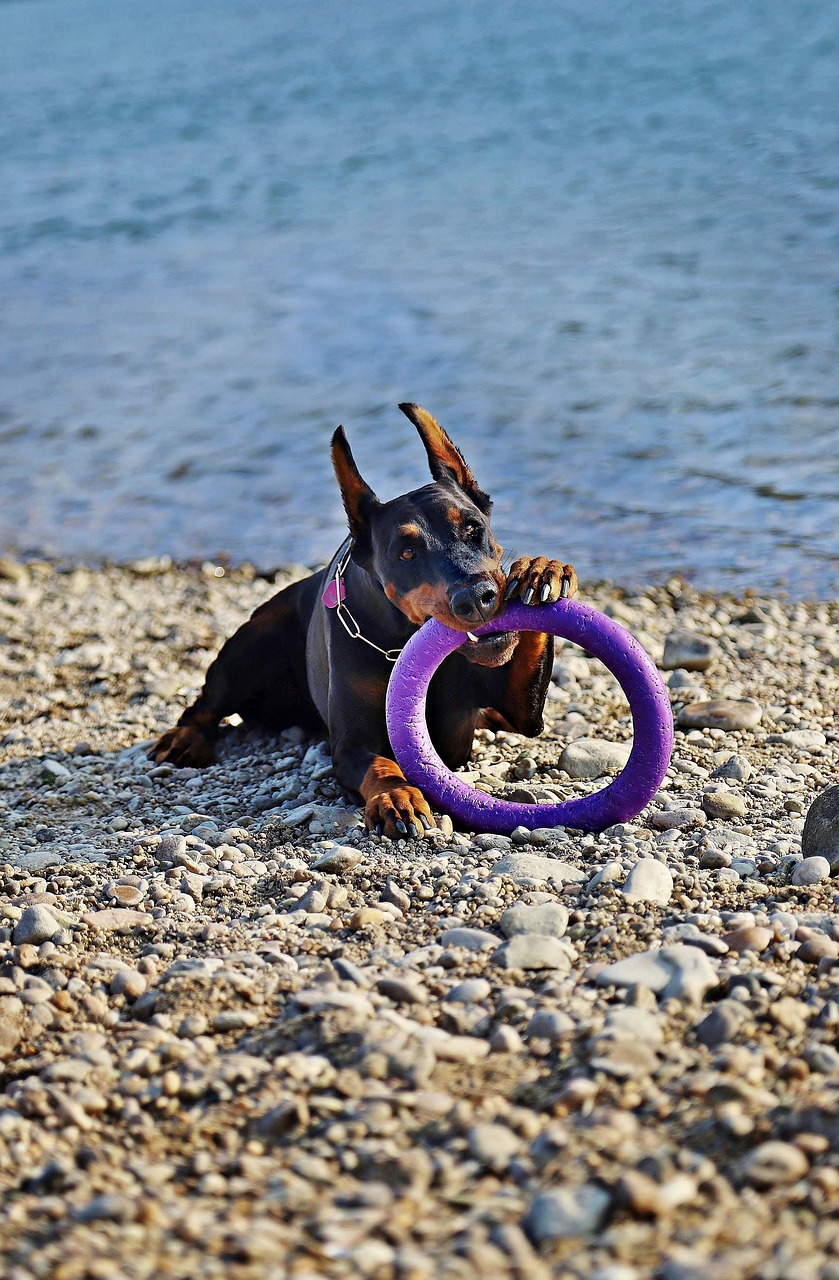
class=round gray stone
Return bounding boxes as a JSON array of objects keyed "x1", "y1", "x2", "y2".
[
  {"x1": 526, "y1": 1008, "x2": 575, "y2": 1041},
  {"x1": 804, "y1": 1043, "x2": 839, "y2": 1074},
  {"x1": 711, "y1": 754, "x2": 753, "y2": 782},
  {"x1": 500, "y1": 901, "x2": 569, "y2": 939},
  {"x1": 157, "y1": 833, "x2": 188, "y2": 860},
  {"x1": 621, "y1": 859, "x2": 674, "y2": 906},
  {"x1": 661, "y1": 631, "x2": 718, "y2": 672},
  {"x1": 313, "y1": 845, "x2": 362, "y2": 873},
  {"x1": 12, "y1": 905, "x2": 61, "y2": 946},
  {"x1": 596, "y1": 951, "x2": 667, "y2": 993},
  {"x1": 468, "y1": 1123, "x2": 522, "y2": 1170},
  {"x1": 651, "y1": 807, "x2": 706, "y2": 831},
  {"x1": 440, "y1": 927, "x2": 499, "y2": 952},
  {"x1": 702, "y1": 788, "x2": 748, "y2": 821},
  {"x1": 766, "y1": 729, "x2": 827, "y2": 752},
  {"x1": 526, "y1": 1184, "x2": 611, "y2": 1242},
  {"x1": 791, "y1": 856, "x2": 831, "y2": 886},
  {"x1": 559, "y1": 738, "x2": 632, "y2": 780},
  {"x1": 678, "y1": 699, "x2": 762, "y2": 731},
  {"x1": 376, "y1": 975, "x2": 427, "y2": 1005},
  {"x1": 700, "y1": 848, "x2": 732, "y2": 869},
  {"x1": 473, "y1": 834, "x2": 512, "y2": 851},
  {"x1": 491, "y1": 852, "x2": 585, "y2": 885},
  {"x1": 740, "y1": 1141, "x2": 808, "y2": 1188},
  {"x1": 729, "y1": 857, "x2": 758, "y2": 879},
  {"x1": 493, "y1": 934, "x2": 574, "y2": 971},
  {"x1": 110, "y1": 969, "x2": 147, "y2": 1000},
  {"x1": 695, "y1": 999, "x2": 749, "y2": 1047},
  {"x1": 586, "y1": 860, "x2": 622, "y2": 890},
  {"x1": 597, "y1": 945, "x2": 718, "y2": 1005},
  {"x1": 588, "y1": 1038, "x2": 659, "y2": 1078},
  {"x1": 447, "y1": 978, "x2": 492, "y2": 1004}
]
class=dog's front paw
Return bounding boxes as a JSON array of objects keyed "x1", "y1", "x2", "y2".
[
  {"x1": 504, "y1": 557, "x2": 577, "y2": 605},
  {"x1": 149, "y1": 725, "x2": 215, "y2": 768},
  {"x1": 365, "y1": 785, "x2": 435, "y2": 839}
]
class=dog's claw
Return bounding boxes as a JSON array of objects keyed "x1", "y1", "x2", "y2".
[
  {"x1": 523, "y1": 586, "x2": 535, "y2": 605},
  {"x1": 374, "y1": 823, "x2": 383, "y2": 837},
  {"x1": 504, "y1": 578, "x2": 520, "y2": 601},
  {"x1": 409, "y1": 822, "x2": 420, "y2": 838},
  {"x1": 395, "y1": 819, "x2": 408, "y2": 836},
  {"x1": 540, "y1": 583, "x2": 552, "y2": 602},
  {"x1": 419, "y1": 813, "x2": 432, "y2": 830},
  {"x1": 560, "y1": 577, "x2": 571, "y2": 599}
]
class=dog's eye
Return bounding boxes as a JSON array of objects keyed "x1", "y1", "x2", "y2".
[
  {"x1": 400, "y1": 547, "x2": 416, "y2": 561},
  {"x1": 463, "y1": 520, "x2": 481, "y2": 538}
]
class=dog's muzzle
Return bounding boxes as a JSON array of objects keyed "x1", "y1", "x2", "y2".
[{"x1": 448, "y1": 579, "x2": 499, "y2": 627}]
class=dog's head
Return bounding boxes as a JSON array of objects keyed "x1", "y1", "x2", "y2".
[{"x1": 331, "y1": 404, "x2": 514, "y2": 665}]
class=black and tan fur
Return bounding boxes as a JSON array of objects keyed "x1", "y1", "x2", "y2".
[{"x1": 150, "y1": 404, "x2": 577, "y2": 836}]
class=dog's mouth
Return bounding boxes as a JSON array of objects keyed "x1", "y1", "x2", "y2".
[{"x1": 460, "y1": 629, "x2": 518, "y2": 667}]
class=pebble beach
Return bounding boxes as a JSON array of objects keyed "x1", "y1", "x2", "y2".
[{"x1": 2, "y1": 554, "x2": 839, "y2": 1280}]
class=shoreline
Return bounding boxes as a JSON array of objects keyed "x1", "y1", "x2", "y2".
[
  {"x1": 1, "y1": 557, "x2": 839, "y2": 1278},
  {"x1": 2, "y1": 548, "x2": 835, "y2": 605}
]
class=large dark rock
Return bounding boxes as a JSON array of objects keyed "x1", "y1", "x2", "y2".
[{"x1": 801, "y1": 784, "x2": 839, "y2": 873}]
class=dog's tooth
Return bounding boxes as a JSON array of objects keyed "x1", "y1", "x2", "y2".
[{"x1": 467, "y1": 631, "x2": 479, "y2": 642}]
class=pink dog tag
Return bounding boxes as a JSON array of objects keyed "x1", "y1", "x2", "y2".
[{"x1": 322, "y1": 578, "x2": 346, "y2": 609}]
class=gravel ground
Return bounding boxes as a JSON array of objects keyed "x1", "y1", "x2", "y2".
[{"x1": 1, "y1": 554, "x2": 839, "y2": 1280}]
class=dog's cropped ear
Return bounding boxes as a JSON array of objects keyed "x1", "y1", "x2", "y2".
[
  {"x1": 398, "y1": 402, "x2": 492, "y2": 513},
  {"x1": 331, "y1": 427, "x2": 380, "y2": 538}
]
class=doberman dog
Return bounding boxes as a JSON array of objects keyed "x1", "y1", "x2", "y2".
[{"x1": 150, "y1": 404, "x2": 577, "y2": 837}]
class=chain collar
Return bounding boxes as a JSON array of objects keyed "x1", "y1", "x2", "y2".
[{"x1": 327, "y1": 542, "x2": 405, "y2": 663}]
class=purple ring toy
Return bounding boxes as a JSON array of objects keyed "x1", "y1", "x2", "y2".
[{"x1": 386, "y1": 600, "x2": 673, "y2": 835}]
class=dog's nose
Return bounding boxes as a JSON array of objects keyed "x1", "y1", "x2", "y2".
[{"x1": 449, "y1": 580, "x2": 498, "y2": 625}]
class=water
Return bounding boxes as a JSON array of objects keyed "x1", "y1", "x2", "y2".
[{"x1": 1, "y1": 0, "x2": 838, "y2": 593}]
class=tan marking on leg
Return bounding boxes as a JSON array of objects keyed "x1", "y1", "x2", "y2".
[
  {"x1": 359, "y1": 755, "x2": 409, "y2": 801},
  {"x1": 477, "y1": 707, "x2": 517, "y2": 732},
  {"x1": 360, "y1": 756, "x2": 435, "y2": 836},
  {"x1": 505, "y1": 631, "x2": 549, "y2": 725}
]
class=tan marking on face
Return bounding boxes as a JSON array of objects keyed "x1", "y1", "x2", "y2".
[
  {"x1": 446, "y1": 506, "x2": 462, "y2": 525},
  {"x1": 386, "y1": 581, "x2": 453, "y2": 626},
  {"x1": 397, "y1": 523, "x2": 421, "y2": 540}
]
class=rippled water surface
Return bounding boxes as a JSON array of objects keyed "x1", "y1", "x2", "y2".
[{"x1": 1, "y1": 0, "x2": 838, "y2": 592}]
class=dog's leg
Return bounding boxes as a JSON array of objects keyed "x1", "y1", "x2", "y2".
[
  {"x1": 480, "y1": 556, "x2": 578, "y2": 736},
  {"x1": 150, "y1": 579, "x2": 321, "y2": 767},
  {"x1": 494, "y1": 630, "x2": 555, "y2": 737},
  {"x1": 330, "y1": 727, "x2": 436, "y2": 838},
  {"x1": 360, "y1": 755, "x2": 436, "y2": 838}
]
